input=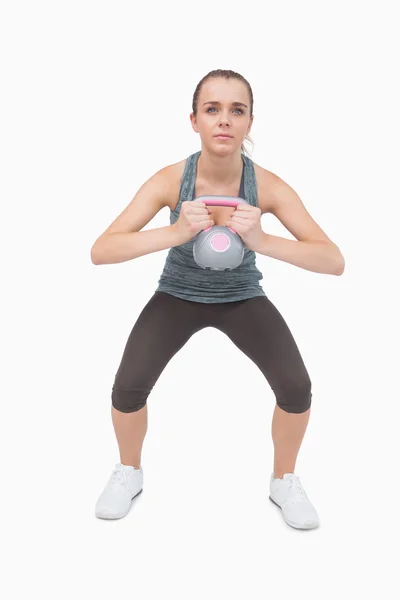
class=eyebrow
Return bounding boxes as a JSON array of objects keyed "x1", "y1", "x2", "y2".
[{"x1": 203, "y1": 101, "x2": 248, "y2": 108}]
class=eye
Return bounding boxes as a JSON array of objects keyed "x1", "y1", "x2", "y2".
[{"x1": 206, "y1": 107, "x2": 244, "y2": 114}]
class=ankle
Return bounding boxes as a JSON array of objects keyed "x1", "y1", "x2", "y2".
[{"x1": 273, "y1": 471, "x2": 294, "y2": 479}]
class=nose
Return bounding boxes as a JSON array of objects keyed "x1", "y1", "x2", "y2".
[{"x1": 218, "y1": 110, "x2": 232, "y2": 127}]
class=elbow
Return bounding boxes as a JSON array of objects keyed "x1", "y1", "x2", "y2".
[
  {"x1": 334, "y1": 263, "x2": 345, "y2": 276},
  {"x1": 90, "y1": 244, "x2": 103, "y2": 265},
  {"x1": 333, "y1": 249, "x2": 345, "y2": 276}
]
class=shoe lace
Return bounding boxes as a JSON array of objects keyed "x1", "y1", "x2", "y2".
[
  {"x1": 109, "y1": 466, "x2": 128, "y2": 488},
  {"x1": 285, "y1": 474, "x2": 306, "y2": 503}
]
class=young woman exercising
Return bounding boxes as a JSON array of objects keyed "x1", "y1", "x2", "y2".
[{"x1": 91, "y1": 69, "x2": 345, "y2": 529}]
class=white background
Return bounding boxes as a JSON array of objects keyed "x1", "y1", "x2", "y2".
[{"x1": 1, "y1": 0, "x2": 399, "y2": 598}]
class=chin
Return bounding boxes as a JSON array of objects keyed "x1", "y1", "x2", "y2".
[{"x1": 208, "y1": 141, "x2": 239, "y2": 156}]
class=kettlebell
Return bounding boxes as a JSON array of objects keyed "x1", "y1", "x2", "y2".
[{"x1": 193, "y1": 195, "x2": 249, "y2": 270}]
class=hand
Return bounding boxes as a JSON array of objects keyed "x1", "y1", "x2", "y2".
[
  {"x1": 226, "y1": 204, "x2": 264, "y2": 252},
  {"x1": 174, "y1": 200, "x2": 214, "y2": 244}
]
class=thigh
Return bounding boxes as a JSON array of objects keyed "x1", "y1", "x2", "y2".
[
  {"x1": 113, "y1": 291, "x2": 207, "y2": 391},
  {"x1": 216, "y1": 296, "x2": 311, "y2": 396}
]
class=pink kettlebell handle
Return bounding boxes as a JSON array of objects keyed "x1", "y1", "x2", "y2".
[
  {"x1": 196, "y1": 195, "x2": 247, "y2": 208},
  {"x1": 195, "y1": 195, "x2": 247, "y2": 235}
]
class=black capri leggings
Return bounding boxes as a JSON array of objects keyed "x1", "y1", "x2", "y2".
[{"x1": 111, "y1": 291, "x2": 312, "y2": 414}]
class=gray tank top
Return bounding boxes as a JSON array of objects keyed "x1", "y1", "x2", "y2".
[{"x1": 155, "y1": 150, "x2": 266, "y2": 303}]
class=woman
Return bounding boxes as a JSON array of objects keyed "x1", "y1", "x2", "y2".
[{"x1": 91, "y1": 69, "x2": 345, "y2": 529}]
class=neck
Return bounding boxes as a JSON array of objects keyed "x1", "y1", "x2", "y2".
[{"x1": 197, "y1": 147, "x2": 243, "y2": 185}]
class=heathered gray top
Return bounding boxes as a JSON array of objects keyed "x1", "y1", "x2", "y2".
[{"x1": 155, "y1": 150, "x2": 266, "y2": 303}]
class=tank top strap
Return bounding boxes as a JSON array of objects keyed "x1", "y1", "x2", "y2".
[
  {"x1": 172, "y1": 151, "x2": 201, "y2": 215},
  {"x1": 242, "y1": 154, "x2": 258, "y2": 207}
]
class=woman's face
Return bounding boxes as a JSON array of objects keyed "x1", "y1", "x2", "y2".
[{"x1": 190, "y1": 77, "x2": 253, "y2": 155}]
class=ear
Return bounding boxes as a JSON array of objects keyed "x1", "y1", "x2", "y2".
[{"x1": 190, "y1": 113, "x2": 199, "y2": 133}]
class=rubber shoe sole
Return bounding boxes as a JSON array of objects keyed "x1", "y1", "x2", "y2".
[
  {"x1": 269, "y1": 495, "x2": 319, "y2": 530},
  {"x1": 96, "y1": 488, "x2": 143, "y2": 520}
]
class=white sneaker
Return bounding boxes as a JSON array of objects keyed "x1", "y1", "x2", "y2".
[
  {"x1": 95, "y1": 463, "x2": 143, "y2": 520},
  {"x1": 269, "y1": 473, "x2": 319, "y2": 530}
]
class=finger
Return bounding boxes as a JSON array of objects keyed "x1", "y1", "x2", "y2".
[
  {"x1": 193, "y1": 215, "x2": 214, "y2": 223},
  {"x1": 230, "y1": 212, "x2": 249, "y2": 219},
  {"x1": 233, "y1": 204, "x2": 253, "y2": 212},
  {"x1": 226, "y1": 220, "x2": 243, "y2": 232},
  {"x1": 186, "y1": 206, "x2": 211, "y2": 215},
  {"x1": 230, "y1": 214, "x2": 251, "y2": 223},
  {"x1": 230, "y1": 215, "x2": 249, "y2": 221},
  {"x1": 187, "y1": 203, "x2": 210, "y2": 210},
  {"x1": 191, "y1": 200, "x2": 210, "y2": 209},
  {"x1": 198, "y1": 220, "x2": 214, "y2": 231}
]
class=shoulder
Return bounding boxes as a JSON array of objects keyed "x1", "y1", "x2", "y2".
[{"x1": 252, "y1": 161, "x2": 289, "y2": 214}]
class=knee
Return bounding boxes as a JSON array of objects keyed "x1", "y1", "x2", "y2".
[
  {"x1": 275, "y1": 379, "x2": 312, "y2": 414},
  {"x1": 111, "y1": 386, "x2": 149, "y2": 413}
]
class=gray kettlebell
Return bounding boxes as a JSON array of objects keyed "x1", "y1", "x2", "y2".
[{"x1": 193, "y1": 195, "x2": 249, "y2": 270}]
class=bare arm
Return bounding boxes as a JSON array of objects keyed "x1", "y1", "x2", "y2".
[
  {"x1": 90, "y1": 166, "x2": 184, "y2": 265},
  {"x1": 91, "y1": 227, "x2": 184, "y2": 265},
  {"x1": 256, "y1": 168, "x2": 345, "y2": 275}
]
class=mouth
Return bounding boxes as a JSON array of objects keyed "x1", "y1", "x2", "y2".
[{"x1": 214, "y1": 134, "x2": 233, "y2": 139}]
